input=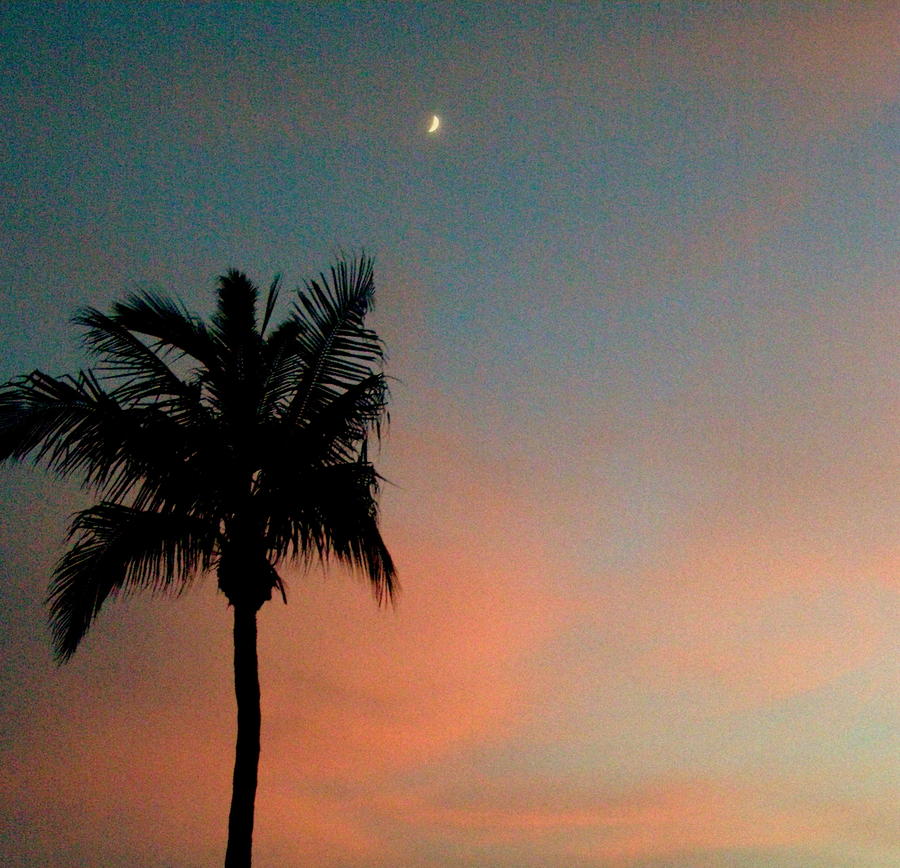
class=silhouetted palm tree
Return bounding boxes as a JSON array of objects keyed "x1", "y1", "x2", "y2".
[{"x1": 0, "y1": 255, "x2": 395, "y2": 868}]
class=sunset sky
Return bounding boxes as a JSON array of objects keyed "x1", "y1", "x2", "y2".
[{"x1": 0, "y1": 3, "x2": 897, "y2": 867}]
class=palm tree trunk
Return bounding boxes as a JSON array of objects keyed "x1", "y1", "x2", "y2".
[{"x1": 224, "y1": 603, "x2": 261, "y2": 868}]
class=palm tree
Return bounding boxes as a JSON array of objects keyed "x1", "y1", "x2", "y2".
[{"x1": 0, "y1": 255, "x2": 395, "y2": 867}]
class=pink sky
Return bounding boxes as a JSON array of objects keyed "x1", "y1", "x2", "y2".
[{"x1": 0, "y1": 3, "x2": 897, "y2": 866}]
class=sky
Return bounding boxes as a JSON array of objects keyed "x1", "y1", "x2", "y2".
[{"x1": 0, "y1": 2, "x2": 897, "y2": 866}]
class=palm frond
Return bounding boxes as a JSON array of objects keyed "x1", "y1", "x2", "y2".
[
  {"x1": 258, "y1": 318, "x2": 305, "y2": 418},
  {"x1": 211, "y1": 270, "x2": 260, "y2": 350},
  {"x1": 267, "y1": 372, "x2": 388, "y2": 469},
  {"x1": 260, "y1": 274, "x2": 281, "y2": 337},
  {"x1": 109, "y1": 291, "x2": 218, "y2": 370},
  {"x1": 285, "y1": 255, "x2": 384, "y2": 425},
  {"x1": 206, "y1": 270, "x2": 265, "y2": 425},
  {"x1": 74, "y1": 307, "x2": 210, "y2": 420},
  {"x1": 47, "y1": 503, "x2": 218, "y2": 660},
  {"x1": 311, "y1": 371, "x2": 389, "y2": 455},
  {"x1": 0, "y1": 370, "x2": 216, "y2": 506},
  {"x1": 261, "y1": 459, "x2": 396, "y2": 604},
  {"x1": 0, "y1": 370, "x2": 121, "y2": 481}
]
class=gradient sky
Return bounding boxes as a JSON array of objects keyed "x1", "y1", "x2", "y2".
[{"x1": 1, "y1": 3, "x2": 898, "y2": 867}]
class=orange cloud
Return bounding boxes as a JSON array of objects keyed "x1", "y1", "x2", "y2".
[
  {"x1": 638, "y1": 583, "x2": 892, "y2": 706},
  {"x1": 252, "y1": 790, "x2": 399, "y2": 867},
  {"x1": 365, "y1": 775, "x2": 861, "y2": 865},
  {"x1": 253, "y1": 424, "x2": 568, "y2": 776},
  {"x1": 569, "y1": 779, "x2": 857, "y2": 865}
]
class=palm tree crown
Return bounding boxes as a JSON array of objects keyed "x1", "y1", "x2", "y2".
[{"x1": 0, "y1": 255, "x2": 395, "y2": 659}]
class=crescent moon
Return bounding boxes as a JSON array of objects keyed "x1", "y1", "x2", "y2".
[{"x1": 427, "y1": 114, "x2": 440, "y2": 133}]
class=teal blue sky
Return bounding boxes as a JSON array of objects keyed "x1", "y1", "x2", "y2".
[{"x1": 1, "y1": 3, "x2": 897, "y2": 867}]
